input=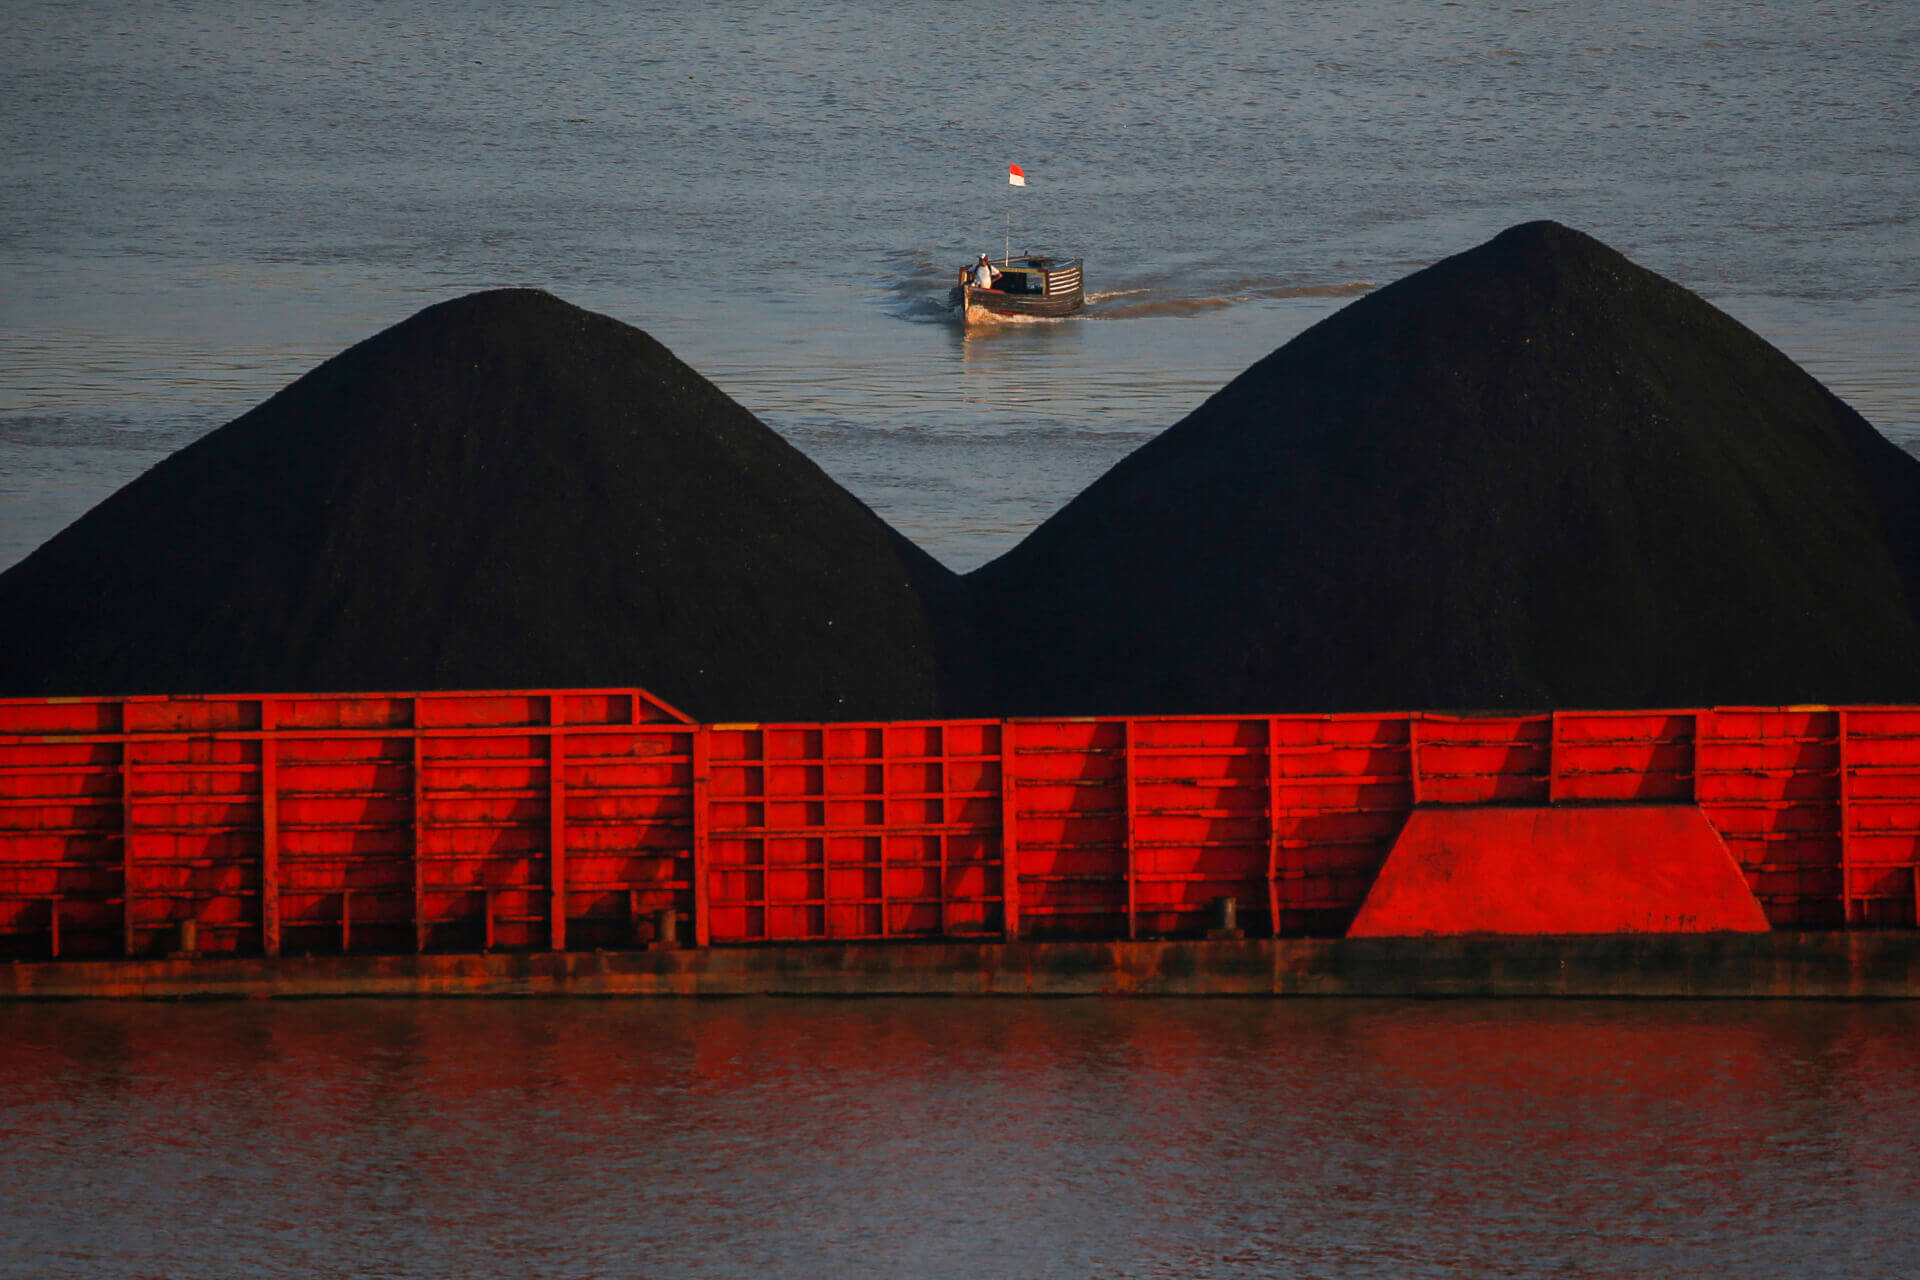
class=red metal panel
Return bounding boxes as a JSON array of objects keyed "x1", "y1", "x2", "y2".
[
  {"x1": 275, "y1": 695, "x2": 423, "y2": 956},
  {"x1": 691, "y1": 727, "x2": 710, "y2": 946},
  {"x1": 707, "y1": 726, "x2": 820, "y2": 942},
  {"x1": 823, "y1": 725, "x2": 885, "y2": 938},
  {"x1": 631, "y1": 687, "x2": 696, "y2": 725},
  {"x1": 276, "y1": 695, "x2": 412, "y2": 732},
  {"x1": 702, "y1": 720, "x2": 1003, "y2": 943},
  {"x1": 1840, "y1": 708, "x2": 1853, "y2": 926},
  {"x1": 418, "y1": 727, "x2": 549, "y2": 951},
  {"x1": 1264, "y1": 720, "x2": 1283, "y2": 933},
  {"x1": 1349, "y1": 804, "x2": 1770, "y2": 936},
  {"x1": 260, "y1": 698, "x2": 280, "y2": 957},
  {"x1": 705, "y1": 726, "x2": 767, "y2": 943},
  {"x1": 1268, "y1": 714, "x2": 1414, "y2": 935},
  {"x1": 411, "y1": 720, "x2": 427, "y2": 952},
  {"x1": 122, "y1": 696, "x2": 259, "y2": 735},
  {"x1": 1548, "y1": 711, "x2": 1561, "y2": 803},
  {"x1": 124, "y1": 719, "x2": 264, "y2": 956},
  {"x1": 0, "y1": 688, "x2": 702, "y2": 959},
  {"x1": 549, "y1": 720, "x2": 567, "y2": 953},
  {"x1": 7, "y1": 693, "x2": 1920, "y2": 958},
  {"x1": 915, "y1": 720, "x2": 1003, "y2": 938},
  {"x1": 1122, "y1": 719, "x2": 1136, "y2": 939},
  {"x1": 1696, "y1": 708, "x2": 1842, "y2": 928},
  {"x1": 562, "y1": 724, "x2": 694, "y2": 948},
  {"x1": 0, "y1": 699, "x2": 123, "y2": 957},
  {"x1": 1006, "y1": 719, "x2": 1128, "y2": 938},
  {"x1": 1836, "y1": 706, "x2": 1920, "y2": 927},
  {"x1": 1409, "y1": 716, "x2": 1423, "y2": 806},
  {"x1": 1412, "y1": 714, "x2": 1549, "y2": 806},
  {"x1": 1128, "y1": 716, "x2": 1270, "y2": 937},
  {"x1": 0, "y1": 699, "x2": 121, "y2": 736},
  {"x1": 120, "y1": 720, "x2": 132, "y2": 956},
  {"x1": 1000, "y1": 721, "x2": 1021, "y2": 940},
  {"x1": 1551, "y1": 711, "x2": 1695, "y2": 803},
  {"x1": 416, "y1": 692, "x2": 549, "y2": 729}
]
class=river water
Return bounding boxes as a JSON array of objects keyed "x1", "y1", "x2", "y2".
[
  {"x1": 3, "y1": 5, "x2": 1918, "y2": 1274},
  {"x1": 2, "y1": 998, "x2": 1918, "y2": 1280},
  {"x1": 2, "y1": 0, "x2": 1915, "y2": 573}
]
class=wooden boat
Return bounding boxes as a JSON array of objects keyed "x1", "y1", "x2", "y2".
[{"x1": 954, "y1": 255, "x2": 1085, "y2": 323}]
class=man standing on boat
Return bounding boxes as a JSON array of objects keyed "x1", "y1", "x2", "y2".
[{"x1": 972, "y1": 253, "x2": 1000, "y2": 290}]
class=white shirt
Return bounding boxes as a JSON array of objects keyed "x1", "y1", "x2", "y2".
[{"x1": 972, "y1": 261, "x2": 996, "y2": 288}]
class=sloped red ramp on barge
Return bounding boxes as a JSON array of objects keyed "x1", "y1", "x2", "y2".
[{"x1": 1347, "y1": 805, "x2": 1771, "y2": 937}]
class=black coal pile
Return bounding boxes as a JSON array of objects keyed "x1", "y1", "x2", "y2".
[
  {"x1": 968, "y1": 221, "x2": 1920, "y2": 714},
  {"x1": 0, "y1": 289, "x2": 957, "y2": 721}
]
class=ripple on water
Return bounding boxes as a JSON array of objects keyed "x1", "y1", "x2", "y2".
[{"x1": 1, "y1": 998, "x2": 1917, "y2": 1279}]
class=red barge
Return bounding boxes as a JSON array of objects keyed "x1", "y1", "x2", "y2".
[{"x1": 3, "y1": 689, "x2": 1918, "y2": 997}]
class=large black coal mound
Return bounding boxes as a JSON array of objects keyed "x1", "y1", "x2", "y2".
[
  {"x1": 0, "y1": 289, "x2": 956, "y2": 721},
  {"x1": 969, "y1": 221, "x2": 1920, "y2": 715}
]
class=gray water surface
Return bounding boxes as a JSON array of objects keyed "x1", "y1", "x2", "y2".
[
  {"x1": 2, "y1": 0, "x2": 1915, "y2": 572},
  {"x1": 2, "y1": 998, "x2": 1918, "y2": 1280}
]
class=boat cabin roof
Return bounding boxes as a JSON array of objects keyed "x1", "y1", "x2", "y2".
[{"x1": 992, "y1": 255, "x2": 1080, "y2": 273}]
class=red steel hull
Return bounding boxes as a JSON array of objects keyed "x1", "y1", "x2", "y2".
[{"x1": 2, "y1": 693, "x2": 1918, "y2": 965}]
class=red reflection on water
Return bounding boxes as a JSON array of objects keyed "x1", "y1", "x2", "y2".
[{"x1": 3, "y1": 999, "x2": 1919, "y2": 1279}]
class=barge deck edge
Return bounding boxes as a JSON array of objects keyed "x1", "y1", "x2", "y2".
[{"x1": 5, "y1": 932, "x2": 1919, "y2": 1000}]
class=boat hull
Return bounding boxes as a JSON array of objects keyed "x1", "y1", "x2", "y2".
[{"x1": 957, "y1": 283, "x2": 1084, "y2": 323}]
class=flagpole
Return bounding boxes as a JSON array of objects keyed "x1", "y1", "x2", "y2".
[{"x1": 1003, "y1": 163, "x2": 1026, "y2": 265}]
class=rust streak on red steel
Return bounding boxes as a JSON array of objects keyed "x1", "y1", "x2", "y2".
[{"x1": 2, "y1": 692, "x2": 1919, "y2": 960}]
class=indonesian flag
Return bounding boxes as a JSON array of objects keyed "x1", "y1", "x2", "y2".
[{"x1": 1008, "y1": 163, "x2": 1027, "y2": 187}]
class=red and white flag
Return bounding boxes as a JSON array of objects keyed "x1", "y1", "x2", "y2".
[{"x1": 1008, "y1": 163, "x2": 1027, "y2": 187}]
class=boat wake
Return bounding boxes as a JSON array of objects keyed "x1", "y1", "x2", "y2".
[
  {"x1": 1087, "y1": 280, "x2": 1374, "y2": 319},
  {"x1": 882, "y1": 248, "x2": 969, "y2": 324},
  {"x1": 959, "y1": 301, "x2": 1070, "y2": 328}
]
